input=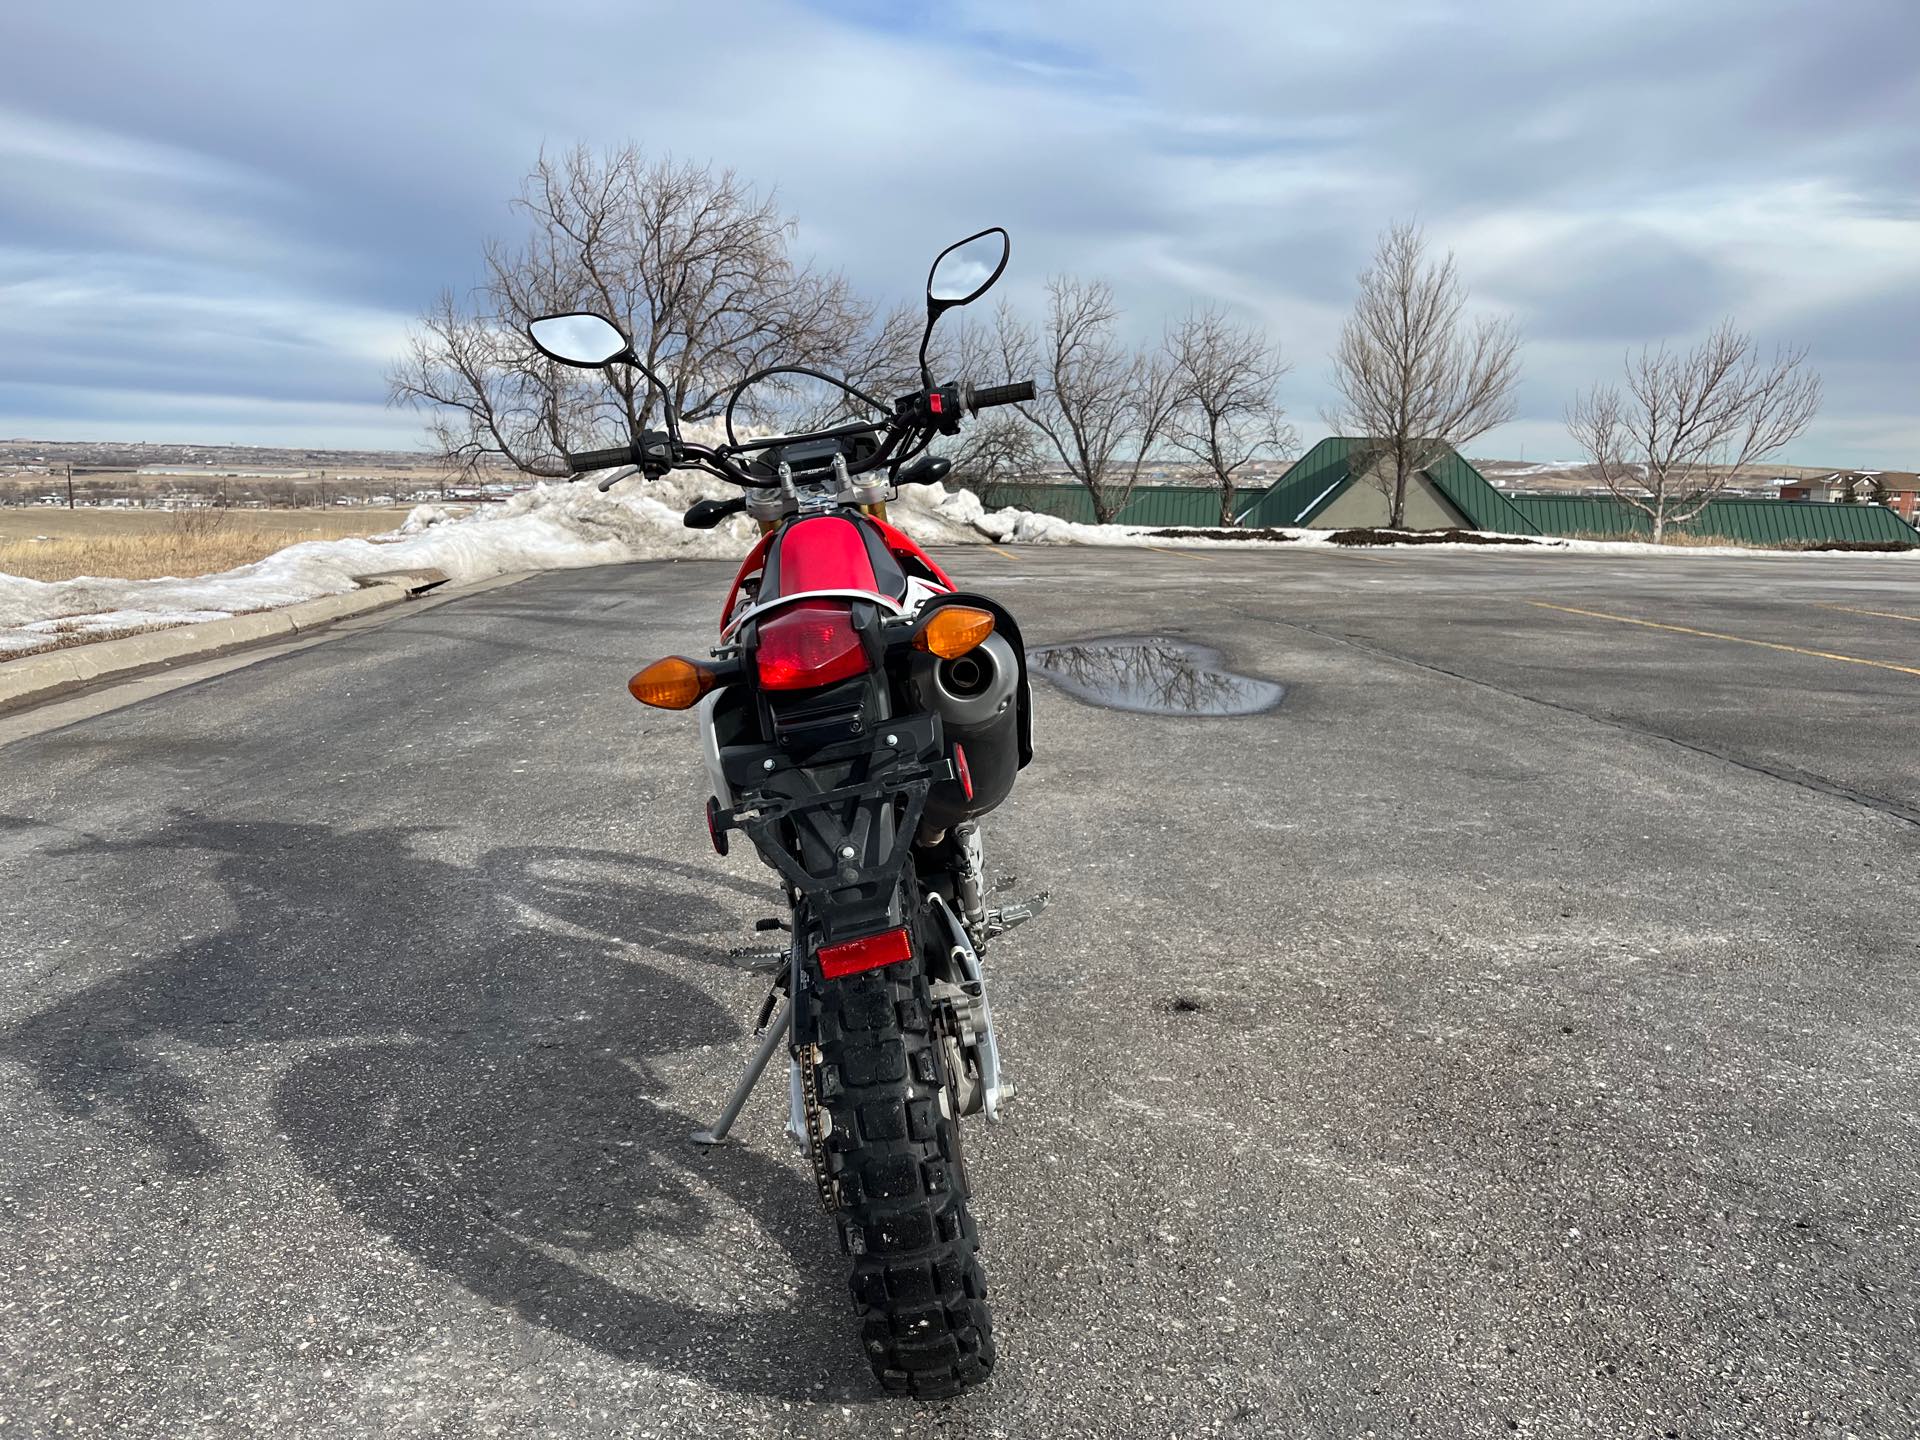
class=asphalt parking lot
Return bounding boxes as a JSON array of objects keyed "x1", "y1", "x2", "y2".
[{"x1": 2, "y1": 543, "x2": 1918, "y2": 1438}]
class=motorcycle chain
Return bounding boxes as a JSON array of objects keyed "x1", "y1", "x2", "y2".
[{"x1": 798, "y1": 1042, "x2": 839, "y2": 1212}]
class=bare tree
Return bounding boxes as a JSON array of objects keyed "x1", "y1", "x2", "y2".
[
  {"x1": 995, "y1": 279, "x2": 1182, "y2": 524},
  {"x1": 389, "y1": 145, "x2": 869, "y2": 476},
  {"x1": 827, "y1": 301, "x2": 927, "y2": 415},
  {"x1": 1568, "y1": 321, "x2": 1822, "y2": 542},
  {"x1": 1164, "y1": 307, "x2": 1295, "y2": 525},
  {"x1": 1329, "y1": 222, "x2": 1522, "y2": 528}
]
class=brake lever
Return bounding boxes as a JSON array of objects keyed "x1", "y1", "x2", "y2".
[{"x1": 596, "y1": 466, "x2": 641, "y2": 493}]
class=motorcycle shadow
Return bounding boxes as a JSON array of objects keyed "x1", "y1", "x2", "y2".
[
  {"x1": 275, "y1": 1037, "x2": 861, "y2": 1402},
  {"x1": 6, "y1": 811, "x2": 873, "y2": 1404}
]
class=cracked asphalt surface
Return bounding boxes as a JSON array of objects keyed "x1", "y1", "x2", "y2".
[{"x1": 3, "y1": 543, "x2": 1918, "y2": 1438}]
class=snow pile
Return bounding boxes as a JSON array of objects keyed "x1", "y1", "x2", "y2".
[{"x1": 0, "y1": 466, "x2": 1016, "y2": 656}]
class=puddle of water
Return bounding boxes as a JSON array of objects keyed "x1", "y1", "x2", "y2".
[{"x1": 1027, "y1": 636, "x2": 1285, "y2": 716}]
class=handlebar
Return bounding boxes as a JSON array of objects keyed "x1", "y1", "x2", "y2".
[
  {"x1": 564, "y1": 442, "x2": 637, "y2": 472},
  {"x1": 561, "y1": 376, "x2": 1036, "y2": 488},
  {"x1": 970, "y1": 380, "x2": 1036, "y2": 411}
]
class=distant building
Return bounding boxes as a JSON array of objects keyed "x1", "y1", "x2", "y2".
[
  {"x1": 1235, "y1": 438, "x2": 1535, "y2": 531},
  {"x1": 1779, "y1": 470, "x2": 1920, "y2": 521}
]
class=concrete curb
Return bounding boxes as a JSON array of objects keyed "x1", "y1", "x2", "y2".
[{"x1": 0, "y1": 582, "x2": 421, "y2": 715}]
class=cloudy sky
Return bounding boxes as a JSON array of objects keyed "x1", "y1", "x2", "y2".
[{"x1": 2, "y1": 0, "x2": 1914, "y2": 464}]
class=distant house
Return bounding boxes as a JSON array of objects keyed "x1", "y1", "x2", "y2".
[
  {"x1": 1773, "y1": 477, "x2": 1834, "y2": 503},
  {"x1": 1776, "y1": 471, "x2": 1920, "y2": 520}
]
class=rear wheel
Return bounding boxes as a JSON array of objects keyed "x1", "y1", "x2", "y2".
[{"x1": 808, "y1": 950, "x2": 994, "y2": 1397}]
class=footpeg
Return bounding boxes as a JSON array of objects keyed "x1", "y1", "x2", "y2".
[
  {"x1": 726, "y1": 945, "x2": 789, "y2": 973},
  {"x1": 984, "y1": 889, "x2": 1049, "y2": 938}
]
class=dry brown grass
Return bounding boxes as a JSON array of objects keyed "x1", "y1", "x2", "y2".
[
  {"x1": 0, "y1": 507, "x2": 409, "y2": 582},
  {"x1": 1639, "y1": 530, "x2": 1751, "y2": 548},
  {"x1": 1561, "y1": 529, "x2": 1914, "y2": 551},
  {"x1": 1560, "y1": 529, "x2": 1751, "y2": 547}
]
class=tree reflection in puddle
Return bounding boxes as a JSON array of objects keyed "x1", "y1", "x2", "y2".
[{"x1": 1028, "y1": 636, "x2": 1284, "y2": 716}]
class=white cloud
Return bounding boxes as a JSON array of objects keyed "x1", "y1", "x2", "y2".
[
  {"x1": 0, "y1": 0, "x2": 1914, "y2": 465},
  {"x1": 0, "y1": 106, "x2": 263, "y2": 188}
]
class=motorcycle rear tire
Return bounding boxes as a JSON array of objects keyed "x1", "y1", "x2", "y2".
[{"x1": 810, "y1": 953, "x2": 995, "y2": 1397}]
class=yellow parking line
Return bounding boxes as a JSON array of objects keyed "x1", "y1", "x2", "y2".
[
  {"x1": 1814, "y1": 602, "x2": 1920, "y2": 624},
  {"x1": 1527, "y1": 601, "x2": 1920, "y2": 679},
  {"x1": 1142, "y1": 544, "x2": 1215, "y2": 560},
  {"x1": 983, "y1": 545, "x2": 1018, "y2": 560}
]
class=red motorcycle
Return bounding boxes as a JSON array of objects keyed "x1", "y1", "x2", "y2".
[{"x1": 527, "y1": 228, "x2": 1042, "y2": 1397}]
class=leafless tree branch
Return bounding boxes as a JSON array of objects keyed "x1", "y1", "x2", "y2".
[
  {"x1": 388, "y1": 144, "x2": 871, "y2": 477},
  {"x1": 1567, "y1": 319, "x2": 1822, "y2": 541},
  {"x1": 1329, "y1": 221, "x2": 1522, "y2": 527},
  {"x1": 1164, "y1": 306, "x2": 1295, "y2": 524},
  {"x1": 995, "y1": 278, "x2": 1176, "y2": 524}
]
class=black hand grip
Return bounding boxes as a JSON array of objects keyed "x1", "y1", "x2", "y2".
[
  {"x1": 969, "y1": 380, "x2": 1036, "y2": 412},
  {"x1": 564, "y1": 443, "x2": 637, "y2": 473}
]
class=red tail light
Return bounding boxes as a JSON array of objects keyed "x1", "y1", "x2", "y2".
[
  {"x1": 756, "y1": 600, "x2": 868, "y2": 690},
  {"x1": 818, "y1": 926, "x2": 914, "y2": 980}
]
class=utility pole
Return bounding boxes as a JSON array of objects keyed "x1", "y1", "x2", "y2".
[{"x1": 65, "y1": 463, "x2": 74, "y2": 510}]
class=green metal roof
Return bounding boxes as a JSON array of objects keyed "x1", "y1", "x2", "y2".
[
  {"x1": 1419, "y1": 448, "x2": 1542, "y2": 535},
  {"x1": 1232, "y1": 437, "x2": 1542, "y2": 534},
  {"x1": 1508, "y1": 494, "x2": 1920, "y2": 546},
  {"x1": 1231, "y1": 436, "x2": 1355, "y2": 527}
]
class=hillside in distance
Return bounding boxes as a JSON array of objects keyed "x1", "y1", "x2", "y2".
[
  {"x1": 0, "y1": 437, "x2": 493, "y2": 478},
  {"x1": 1, "y1": 437, "x2": 1893, "y2": 507}
]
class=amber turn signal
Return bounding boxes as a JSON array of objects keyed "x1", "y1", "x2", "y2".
[
  {"x1": 628, "y1": 656, "x2": 717, "y2": 709},
  {"x1": 914, "y1": 606, "x2": 995, "y2": 659}
]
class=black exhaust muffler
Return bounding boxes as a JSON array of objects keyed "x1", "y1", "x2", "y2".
[{"x1": 916, "y1": 630, "x2": 1021, "y2": 828}]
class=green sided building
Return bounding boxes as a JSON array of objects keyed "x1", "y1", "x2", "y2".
[{"x1": 1232, "y1": 437, "x2": 1540, "y2": 533}]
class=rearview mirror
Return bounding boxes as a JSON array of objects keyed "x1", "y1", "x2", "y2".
[
  {"x1": 527, "y1": 312, "x2": 631, "y2": 368},
  {"x1": 920, "y1": 228, "x2": 1011, "y2": 386},
  {"x1": 927, "y1": 228, "x2": 1010, "y2": 310}
]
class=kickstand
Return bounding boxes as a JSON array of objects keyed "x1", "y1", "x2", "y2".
[{"x1": 690, "y1": 995, "x2": 792, "y2": 1148}]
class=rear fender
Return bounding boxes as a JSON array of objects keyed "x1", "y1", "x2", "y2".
[
  {"x1": 722, "y1": 586, "x2": 909, "y2": 644},
  {"x1": 715, "y1": 711, "x2": 952, "y2": 947}
]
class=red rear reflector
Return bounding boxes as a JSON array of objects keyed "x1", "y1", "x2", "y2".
[
  {"x1": 818, "y1": 927, "x2": 913, "y2": 980},
  {"x1": 756, "y1": 601, "x2": 868, "y2": 690},
  {"x1": 953, "y1": 743, "x2": 974, "y2": 801}
]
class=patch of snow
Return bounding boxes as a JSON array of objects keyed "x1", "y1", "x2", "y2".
[
  {"x1": 1474, "y1": 460, "x2": 1587, "y2": 478},
  {"x1": 0, "y1": 459, "x2": 1024, "y2": 654}
]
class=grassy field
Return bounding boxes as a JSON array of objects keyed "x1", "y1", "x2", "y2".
[{"x1": 0, "y1": 507, "x2": 413, "y2": 582}]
